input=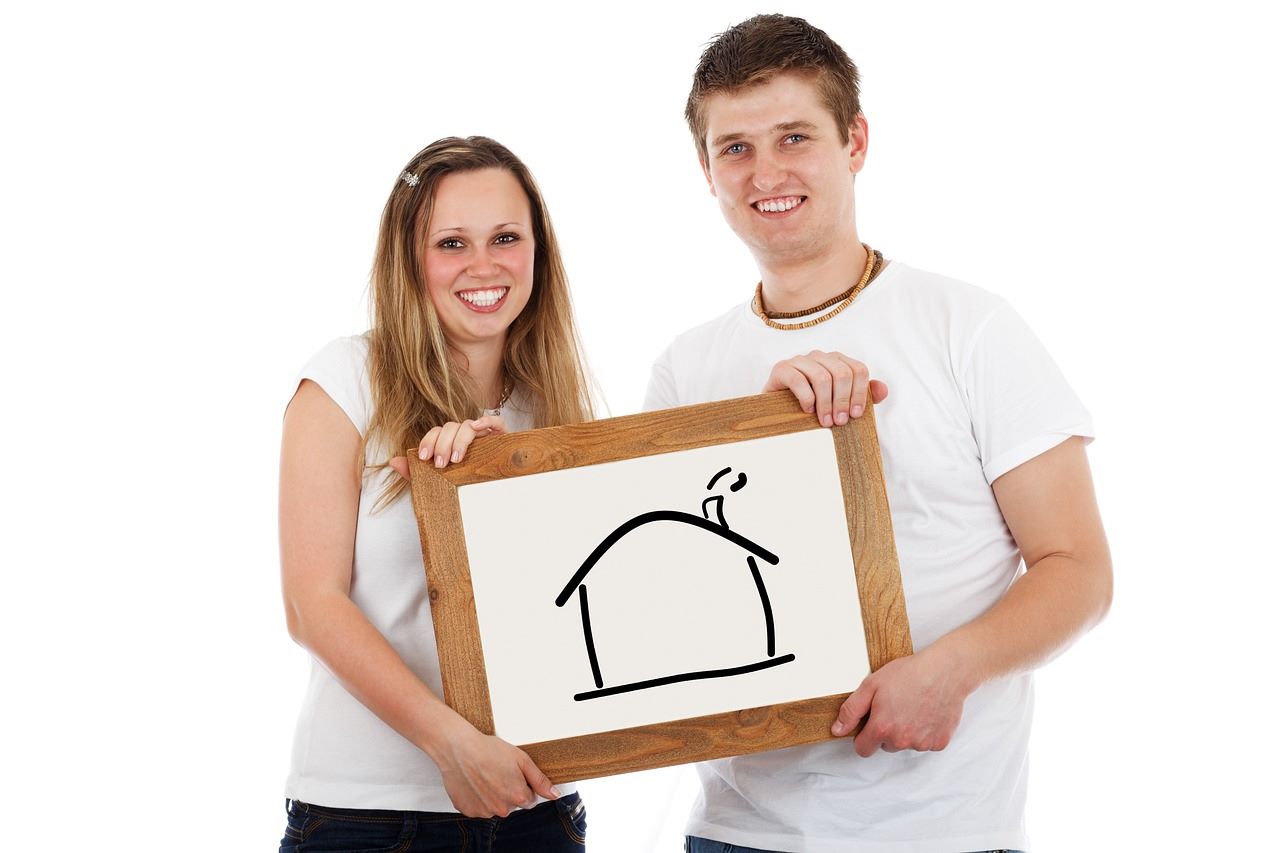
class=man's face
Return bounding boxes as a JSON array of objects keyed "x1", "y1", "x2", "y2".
[{"x1": 700, "y1": 72, "x2": 867, "y2": 268}]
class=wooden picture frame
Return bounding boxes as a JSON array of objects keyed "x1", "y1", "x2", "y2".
[{"x1": 406, "y1": 390, "x2": 912, "y2": 783}]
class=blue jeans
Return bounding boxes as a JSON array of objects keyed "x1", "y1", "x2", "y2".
[
  {"x1": 280, "y1": 794, "x2": 586, "y2": 852},
  {"x1": 686, "y1": 839, "x2": 1023, "y2": 853}
]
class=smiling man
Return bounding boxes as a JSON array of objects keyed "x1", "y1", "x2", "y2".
[{"x1": 644, "y1": 15, "x2": 1112, "y2": 853}]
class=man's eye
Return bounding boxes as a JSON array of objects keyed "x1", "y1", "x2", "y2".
[
  {"x1": 723, "y1": 142, "x2": 747, "y2": 156},
  {"x1": 438, "y1": 238, "x2": 464, "y2": 250},
  {"x1": 784, "y1": 134, "x2": 807, "y2": 145}
]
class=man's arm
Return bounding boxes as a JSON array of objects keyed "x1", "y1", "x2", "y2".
[{"x1": 831, "y1": 435, "x2": 1112, "y2": 755}]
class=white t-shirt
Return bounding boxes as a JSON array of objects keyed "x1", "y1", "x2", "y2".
[
  {"x1": 283, "y1": 334, "x2": 547, "y2": 811},
  {"x1": 645, "y1": 261, "x2": 1093, "y2": 853}
]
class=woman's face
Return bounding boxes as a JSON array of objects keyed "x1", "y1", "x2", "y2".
[{"x1": 422, "y1": 168, "x2": 535, "y2": 351}]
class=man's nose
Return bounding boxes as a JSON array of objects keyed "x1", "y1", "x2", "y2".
[{"x1": 752, "y1": 149, "x2": 786, "y2": 193}]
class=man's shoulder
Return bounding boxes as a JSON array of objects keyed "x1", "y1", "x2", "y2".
[
  {"x1": 881, "y1": 261, "x2": 1009, "y2": 312},
  {"x1": 661, "y1": 300, "x2": 752, "y2": 352}
]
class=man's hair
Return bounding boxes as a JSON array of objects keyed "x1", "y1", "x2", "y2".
[{"x1": 685, "y1": 14, "x2": 861, "y2": 163}]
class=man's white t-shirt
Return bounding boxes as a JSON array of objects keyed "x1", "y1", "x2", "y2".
[{"x1": 645, "y1": 261, "x2": 1093, "y2": 853}]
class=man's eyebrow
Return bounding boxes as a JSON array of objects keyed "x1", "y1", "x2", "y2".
[{"x1": 710, "y1": 121, "x2": 820, "y2": 150}]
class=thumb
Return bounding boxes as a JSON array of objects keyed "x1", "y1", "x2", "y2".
[
  {"x1": 519, "y1": 752, "x2": 559, "y2": 801},
  {"x1": 870, "y1": 379, "x2": 889, "y2": 404},
  {"x1": 832, "y1": 681, "x2": 874, "y2": 736},
  {"x1": 388, "y1": 456, "x2": 410, "y2": 480}
]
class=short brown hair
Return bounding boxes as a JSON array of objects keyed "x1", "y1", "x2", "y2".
[{"x1": 685, "y1": 14, "x2": 861, "y2": 163}]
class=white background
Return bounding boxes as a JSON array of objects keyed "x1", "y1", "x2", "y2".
[{"x1": 1, "y1": 1, "x2": 1275, "y2": 850}]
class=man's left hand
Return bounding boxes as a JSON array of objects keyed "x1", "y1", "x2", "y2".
[{"x1": 830, "y1": 644, "x2": 972, "y2": 757}]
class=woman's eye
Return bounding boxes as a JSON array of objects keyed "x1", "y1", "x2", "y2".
[
  {"x1": 494, "y1": 232, "x2": 519, "y2": 245},
  {"x1": 438, "y1": 238, "x2": 464, "y2": 250}
]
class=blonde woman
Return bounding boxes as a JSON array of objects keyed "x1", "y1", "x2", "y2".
[{"x1": 279, "y1": 137, "x2": 593, "y2": 852}]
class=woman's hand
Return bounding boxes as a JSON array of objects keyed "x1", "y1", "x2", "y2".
[
  {"x1": 432, "y1": 720, "x2": 558, "y2": 818},
  {"x1": 388, "y1": 415, "x2": 508, "y2": 478}
]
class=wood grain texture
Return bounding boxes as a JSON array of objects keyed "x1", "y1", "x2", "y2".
[
  {"x1": 430, "y1": 391, "x2": 819, "y2": 487},
  {"x1": 406, "y1": 454, "x2": 495, "y2": 734},
  {"x1": 832, "y1": 404, "x2": 915, "y2": 670},
  {"x1": 523, "y1": 694, "x2": 849, "y2": 783},
  {"x1": 406, "y1": 390, "x2": 911, "y2": 781}
]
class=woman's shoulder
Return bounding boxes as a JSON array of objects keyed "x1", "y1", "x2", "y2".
[
  {"x1": 302, "y1": 333, "x2": 372, "y2": 372},
  {"x1": 293, "y1": 333, "x2": 374, "y2": 433}
]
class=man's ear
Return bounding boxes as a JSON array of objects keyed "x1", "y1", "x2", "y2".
[
  {"x1": 700, "y1": 157, "x2": 717, "y2": 197},
  {"x1": 848, "y1": 114, "x2": 869, "y2": 175}
]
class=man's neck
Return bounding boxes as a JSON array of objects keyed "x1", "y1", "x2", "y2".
[{"x1": 757, "y1": 236, "x2": 868, "y2": 314}]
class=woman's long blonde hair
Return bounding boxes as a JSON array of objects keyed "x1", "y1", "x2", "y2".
[{"x1": 365, "y1": 136, "x2": 594, "y2": 505}]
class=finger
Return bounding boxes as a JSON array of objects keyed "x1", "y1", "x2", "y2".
[
  {"x1": 466, "y1": 414, "x2": 508, "y2": 437},
  {"x1": 791, "y1": 353, "x2": 837, "y2": 427},
  {"x1": 835, "y1": 355, "x2": 870, "y2": 418},
  {"x1": 417, "y1": 427, "x2": 443, "y2": 462},
  {"x1": 832, "y1": 682, "x2": 873, "y2": 737},
  {"x1": 853, "y1": 715, "x2": 886, "y2": 758},
  {"x1": 519, "y1": 752, "x2": 559, "y2": 801},
  {"x1": 870, "y1": 379, "x2": 889, "y2": 404},
  {"x1": 448, "y1": 422, "x2": 477, "y2": 464},
  {"x1": 764, "y1": 360, "x2": 817, "y2": 415},
  {"x1": 433, "y1": 422, "x2": 463, "y2": 468},
  {"x1": 811, "y1": 352, "x2": 855, "y2": 426},
  {"x1": 389, "y1": 456, "x2": 409, "y2": 480}
]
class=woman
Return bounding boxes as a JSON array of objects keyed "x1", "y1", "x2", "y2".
[{"x1": 279, "y1": 137, "x2": 594, "y2": 851}]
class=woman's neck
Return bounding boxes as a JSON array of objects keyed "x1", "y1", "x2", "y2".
[{"x1": 451, "y1": 339, "x2": 506, "y2": 409}]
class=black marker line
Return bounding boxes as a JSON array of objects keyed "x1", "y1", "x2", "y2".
[
  {"x1": 573, "y1": 654, "x2": 796, "y2": 701},
  {"x1": 555, "y1": 511, "x2": 780, "y2": 606},
  {"x1": 746, "y1": 555, "x2": 776, "y2": 658},
  {"x1": 730, "y1": 472, "x2": 747, "y2": 492},
  {"x1": 579, "y1": 584, "x2": 603, "y2": 689},
  {"x1": 706, "y1": 467, "x2": 733, "y2": 490}
]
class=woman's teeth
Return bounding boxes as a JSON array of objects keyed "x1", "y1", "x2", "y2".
[{"x1": 458, "y1": 288, "x2": 507, "y2": 307}]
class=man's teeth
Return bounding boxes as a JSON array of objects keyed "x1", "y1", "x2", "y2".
[
  {"x1": 756, "y1": 197, "x2": 802, "y2": 213},
  {"x1": 458, "y1": 288, "x2": 507, "y2": 307}
]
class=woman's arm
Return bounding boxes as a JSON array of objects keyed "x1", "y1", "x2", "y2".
[{"x1": 279, "y1": 380, "x2": 556, "y2": 816}]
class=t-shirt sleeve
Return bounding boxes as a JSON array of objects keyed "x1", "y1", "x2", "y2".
[
  {"x1": 962, "y1": 304, "x2": 1094, "y2": 483},
  {"x1": 291, "y1": 336, "x2": 373, "y2": 436},
  {"x1": 642, "y1": 344, "x2": 679, "y2": 413}
]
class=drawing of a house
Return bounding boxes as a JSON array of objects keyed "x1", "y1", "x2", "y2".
[{"x1": 554, "y1": 467, "x2": 796, "y2": 701}]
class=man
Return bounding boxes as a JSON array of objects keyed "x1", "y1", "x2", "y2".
[{"x1": 645, "y1": 15, "x2": 1112, "y2": 853}]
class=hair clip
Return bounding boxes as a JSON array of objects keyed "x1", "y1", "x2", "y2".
[{"x1": 400, "y1": 170, "x2": 420, "y2": 187}]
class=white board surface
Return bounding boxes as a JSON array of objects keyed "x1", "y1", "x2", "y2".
[{"x1": 458, "y1": 429, "x2": 870, "y2": 745}]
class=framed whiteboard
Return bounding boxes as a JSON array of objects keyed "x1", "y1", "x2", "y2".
[{"x1": 407, "y1": 391, "x2": 911, "y2": 782}]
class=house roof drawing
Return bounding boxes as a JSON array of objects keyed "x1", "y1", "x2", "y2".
[{"x1": 555, "y1": 471, "x2": 795, "y2": 702}]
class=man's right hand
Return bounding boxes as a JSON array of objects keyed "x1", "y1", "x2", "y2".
[{"x1": 763, "y1": 351, "x2": 888, "y2": 426}]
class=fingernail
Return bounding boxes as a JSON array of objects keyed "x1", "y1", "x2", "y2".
[
  {"x1": 832, "y1": 721, "x2": 846, "y2": 736},
  {"x1": 851, "y1": 404, "x2": 864, "y2": 418},
  {"x1": 549, "y1": 786, "x2": 561, "y2": 799},
  {"x1": 419, "y1": 448, "x2": 429, "y2": 460},
  {"x1": 835, "y1": 411, "x2": 848, "y2": 425},
  {"x1": 435, "y1": 454, "x2": 445, "y2": 468},
  {"x1": 451, "y1": 450, "x2": 461, "y2": 463},
  {"x1": 821, "y1": 413, "x2": 833, "y2": 427}
]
